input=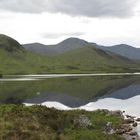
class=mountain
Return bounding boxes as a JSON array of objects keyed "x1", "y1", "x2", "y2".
[
  {"x1": 23, "y1": 38, "x2": 140, "y2": 60},
  {"x1": 0, "y1": 34, "x2": 23, "y2": 52},
  {"x1": 52, "y1": 37, "x2": 89, "y2": 53},
  {"x1": 1, "y1": 34, "x2": 140, "y2": 74},
  {"x1": 0, "y1": 34, "x2": 50, "y2": 74},
  {"x1": 23, "y1": 38, "x2": 89, "y2": 55},
  {"x1": 23, "y1": 43, "x2": 55, "y2": 55},
  {"x1": 50, "y1": 46, "x2": 139, "y2": 73},
  {"x1": 93, "y1": 43, "x2": 140, "y2": 60}
]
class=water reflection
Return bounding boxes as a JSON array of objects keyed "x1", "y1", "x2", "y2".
[
  {"x1": 25, "y1": 92, "x2": 87, "y2": 107},
  {"x1": 100, "y1": 84, "x2": 140, "y2": 100},
  {"x1": 0, "y1": 75, "x2": 140, "y2": 108}
]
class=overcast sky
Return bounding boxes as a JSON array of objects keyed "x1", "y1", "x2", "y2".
[{"x1": 0, "y1": 0, "x2": 140, "y2": 47}]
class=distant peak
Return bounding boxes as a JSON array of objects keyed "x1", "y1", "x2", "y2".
[
  {"x1": 61, "y1": 37, "x2": 88, "y2": 42},
  {"x1": 24, "y1": 42, "x2": 46, "y2": 46},
  {"x1": 113, "y1": 44, "x2": 133, "y2": 48},
  {"x1": 64, "y1": 37, "x2": 85, "y2": 41}
]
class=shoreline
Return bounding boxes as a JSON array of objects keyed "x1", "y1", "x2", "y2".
[
  {"x1": 0, "y1": 104, "x2": 134, "y2": 140},
  {"x1": 1, "y1": 72, "x2": 140, "y2": 81},
  {"x1": 24, "y1": 95, "x2": 140, "y2": 117},
  {"x1": 24, "y1": 103, "x2": 140, "y2": 139}
]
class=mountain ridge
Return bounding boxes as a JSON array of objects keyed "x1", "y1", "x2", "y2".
[
  {"x1": 23, "y1": 37, "x2": 90, "y2": 55},
  {"x1": 94, "y1": 43, "x2": 140, "y2": 60},
  {"x1": 23, "y1": 37, "x2": 140, "y2": 60},
  {"x1": 1, "y1": 34, "x2": 140, "y2": 74}
]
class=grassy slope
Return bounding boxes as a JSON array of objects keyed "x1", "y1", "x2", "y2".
[
  {"x1": 48, "y1": 46, "x2": 140, "y2": 73},
  {"x1": 0, "y1": 49, "x2": 52, "y2": 74},
  {"x1": 0, "y1": 34, "x2": 22, "y2": 52},
  {"x1": 0, "y1": 41, "x2": 140, "y2": 74},
  {"x1": 0, "y1": 105, "x2": 124, "y2": 140}
]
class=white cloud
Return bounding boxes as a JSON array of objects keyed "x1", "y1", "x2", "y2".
[
  {"x1": 0, "y1": 0, "x2": 138, "y2": 18},
  {"x1": 0, "y1": 12, "x2": 87, "y2": 44},
  {"x1": 0, "y1": 1, "x2": 140, "y2": 47},
  {"x1": 41, "y1": 32, "x2": 84, "y2": 39}
]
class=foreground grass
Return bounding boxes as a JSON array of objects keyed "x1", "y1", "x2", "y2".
[{"x1": 0, "y1": 105, "x2": 124, "y2": 140}]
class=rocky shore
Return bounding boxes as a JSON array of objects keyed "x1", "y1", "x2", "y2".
[
  {"x1": 103, "y1": 110, "x2": 140, "y2": 140},
  {"x1": 0, "y1": 104, "x2": 139, "y2": 140},
  {"x1": 25, "y1": 103, "x2": 140, "y2": 140}
]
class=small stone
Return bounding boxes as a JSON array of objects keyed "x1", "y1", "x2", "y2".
[
  {"x1": 133, "y1": 122, "x2": 138, "y2": 127},
  {"x1": 103, "y1": 122, "x2": 115, "y2": 134},
  {"x1": 126, "y1": 115, "x2": 135, "y2": 119},
  {"x1": 126, "y1": 115, "x2": 132, "y2": 118},
  {"x1": 107, "y1": 110, "x2": 123, "y2": 117},
  {"x1": 136, "y1": 118, "x2": 140, "y2": 122},
  {"x1": 119, "y1": 124, "x2": 132, "y2": 132},
  {"x1": 132, "y1": 137, "x2": 136, "y2": 140},
  {"x1": 74, "y1": 115, "x2": 92, "y2": 128},
  {"x1": 124, "y1": 118, "x2": 134, "y2": 124},
  {"x1": 116, "y1": 129, "x2": 125, "y2": 135},
  {"x1": 129, "y1": 131, "x2": 138, "y2": 136}
]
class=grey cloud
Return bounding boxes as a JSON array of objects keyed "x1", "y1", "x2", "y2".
[
  {"x1": 41, "y1": 32, "x2": 84, "y2": 39},
  {"x1": 0, "y1": 0, "x2": 138, "y2": 17}
]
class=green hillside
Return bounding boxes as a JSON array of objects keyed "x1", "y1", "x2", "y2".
[
  {"x1": 48, "y1": 46, "x2": 140, "y2": 73},
  {"x1": 0, "y1": 34, "x2": 22, "y2": 52},
  {"x1": 0, "y1": 48, "x2": 48, "y2": 74},
  {"x1": 0, "y1": 34, "x2": 140, "y2": 75}
]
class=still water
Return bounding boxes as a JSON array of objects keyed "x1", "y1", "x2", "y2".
[{"x1": 0, "y1": 74, "x2": 140, "y2": 116}]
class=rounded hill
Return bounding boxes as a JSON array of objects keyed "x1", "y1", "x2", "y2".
[{"x1": 0, "y1": 34, "x2": 23, "y2": 52}]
